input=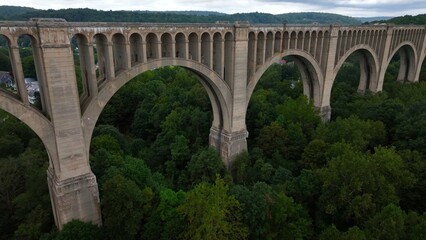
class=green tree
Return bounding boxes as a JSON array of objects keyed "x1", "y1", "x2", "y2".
[
  {"x1": 365, "y1": 204, "x2": 406, "y2": 240},
  {"x1": 55, "y1": 220, "x2": 103, "y2": 240},
  {"x1": 101, "y1": 174, "x2": 154, "y2": 240},
  {"x1": 178, "y1": 177, "x2": 248, "y2": 240},
  {"x1": 315, "y1": 115, "x2": 386, "y2": 151},
  {"x1": 143, "y1": 189, "x2": 186, "y2": 240},
  {"x1": 317, "y1": 147, "x2": 414, "y2": 228},
  {"x1": 185, "y1": 147, "x2": 225, "y2": 186}
]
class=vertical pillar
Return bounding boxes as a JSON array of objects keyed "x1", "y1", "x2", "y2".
[
  {"x1": 8, "y1": 45, "x2": 29, "y2": 105},
  {"x1": 209, "y1": 22, "x2": 249, "y2": 167},
  {"x1": 320, "y1": 26, "x2": 339, "y2": 121},
  {"x1": 375, "y1": 25, "x2": 394, "y2": 92},
  {"x1": 105, "y1": 42, "x2": 115, "y2": 80},
  {"x1": 414, "y1": 26, "x2": 426, "y2": 82},
  {"x1": 36, "y1": 23, "x2": 101, "y2": 229}
]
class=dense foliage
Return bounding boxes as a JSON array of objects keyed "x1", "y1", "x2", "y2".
[{"x1": 0, "y1": 6, "x2": 360, "y2": 24}]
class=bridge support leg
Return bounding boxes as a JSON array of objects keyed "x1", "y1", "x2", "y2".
[
  {"x1": 209, "y1": 127, "x2": 248, "y2": 168},
  {"x1": 47, "y1": 168, "x2": 101, "y2": 229},
  {"x1": 319, "y1": 105, "x2": 332, "y2": 122}
]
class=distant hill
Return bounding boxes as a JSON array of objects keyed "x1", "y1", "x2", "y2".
[
  {"x1": 0, "y1": 5, "x2": 38, "y2": 19},
  {"x1": 278, "y1": 12, "x2": 360, "y2": 25},
  {"x1": 0, "y1": 6, "x2": 361, "y2": 24},
  {"x1": 356, "y1": 16, "x2": 392, "y2": 23},
  {"x1": 385, "y1": 14, "x2": 426, "y2": 25}
]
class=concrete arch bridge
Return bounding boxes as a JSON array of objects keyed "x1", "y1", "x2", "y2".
[{"x1": 0, "y1": 18, "x2": 425, "y2": 228}]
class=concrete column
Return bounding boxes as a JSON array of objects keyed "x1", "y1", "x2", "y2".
[
  {"x1": 32, "y1": 42, "x2": 52, "y2": 116},
  {"x1": 320, "y1": 26, "x2": 339, "y2": 121},
  {"x1": 209, "y1": 23, "x2": 250, "y2": 167},
  {"x1": 414, "y1": 26, "x2": 426, "y2": 82},
  {"x1": 124, "y1": 41, "x2": 132, "y2": 70},
  {"x1": 142, "y1": 39, "x2": 148, "y2": 63},
  {"x1": 36, "y1": 24, "x2": 101, "y2": 229},
  {"x1": 8, "y1": 45, "x2": 29, "y2": 105},
  {"x1": 376, "y1": 26, "x2": 394, "y2": 92},
  {"x1": 357, "y1": 54, "x2": 369, "y2": 93},
  {"x1": 85, "y1": 43, "x2": 98, "y2": 99},
  {"x1": 105, "y1": 42, "x2": 115, "y2": 80}
]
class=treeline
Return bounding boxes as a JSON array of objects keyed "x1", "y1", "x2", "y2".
[
  {"x1": 1, "y1": 52, "x2": 426, "y2": 239},
  {"x1": 0, "y1": 6, "x2": 361, "y2": 24},
  {"x1": 371, "y1": 13, "x2": 426, "y2": 25}
]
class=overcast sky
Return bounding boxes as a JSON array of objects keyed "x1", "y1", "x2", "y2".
[{"x1": 4, "y1": 0, "x2": 426, "y2": 18}]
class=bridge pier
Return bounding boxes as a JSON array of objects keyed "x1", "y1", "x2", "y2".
[
  {"x1": 34, "y1": 23, "x2": 102, "y2": 229},
  {"x1": 47, "y1": 168, "x2": 101, "y2": 229},
  {"x1": 209, "y1": 127, "x2": 249, "y2": 168}
]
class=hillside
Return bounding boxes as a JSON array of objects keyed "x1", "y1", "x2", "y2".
[
  {"x1": 386, "y1": 14, "x2": 426, "y2": 25},
  {"x1": 0, "y1": 6, "x2": 361, "y2": 24}
]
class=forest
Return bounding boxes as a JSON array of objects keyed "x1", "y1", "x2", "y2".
[
  {"x1": 1, "y1": 12, "x2": 426, "y2": 240},
  {"x1": 0, "y1": 6, "x2": 361, "y2": 24}
]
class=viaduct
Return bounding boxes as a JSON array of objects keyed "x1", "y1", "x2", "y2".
[{"x1": 0, "y1": 19, "x2": 425, "y2": 229}]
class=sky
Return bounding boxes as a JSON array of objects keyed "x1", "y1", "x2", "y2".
[{"x1": 4, "y1": 0, "x2": 426, "y2": 18}]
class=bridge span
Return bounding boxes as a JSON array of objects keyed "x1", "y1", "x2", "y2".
[{"x1": 0, "y1": 19, "x2": 425, "y2": 228}]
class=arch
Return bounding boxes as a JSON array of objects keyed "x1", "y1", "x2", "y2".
[
  {"x1": 146, "y1": 33, "x2": 159, "y2": 60},
  {"x1": 188, "y1": 32, "x2": 199, "y2": 61},
  {"x1": 315, "y1": 31, "x2": 323, "y2": 61},
  {"x1": 81, "y1": 59, "x2": 232, "y2": 154},
  {"x1": 130, "y1": 33, "x2": 144, "y2": 66},
  {"x1": 247, "y1": 50, "x2": 324, "y2": 108},
  {"x1": 256, "y1": 32, "x2": 265, "y2": 66},
  {"x1": 112, "y1": 33, "x2": 128, "y2": 73},
  {"x1": 296, "y1": 31, "x2": 303, "y2": 49},
  {"x1": 213, "y1": 32, "x2": 223, "y2": 76},
  {"x1": 247, "y1": 32, "x2": 256, "y2": 78},
  {"x1": 283, "y1": 31, "x2": 289, "y2": 50},
  {"x1": 72, "y1": 33, "x2": 94, "y2": 103},
  {"x1": 265, "y1": 31, "x2": 273, "y2": 60},
  {"x1": 274, "y1": 31, "x2": 282, "y2": 53},
  {"x1": 93, "y1": 33, "x2": 109, "y2": 84},
  {"x1": 303, "y1": 31, "x2": 310, "y2": 52},
  {"x1": 0, "y1": 93, "x2": 57, "y2": 170},
  {"x1": 201, "y1": 32, "x2": 211, "y2": 67},
  {"x1": 0, "y1": 34, "x2": 17, "y2": 98},
  {"x1": 161, "y1": 33, "x2": 173, "y2": 58},
  {"x1": 333, "y1": 45, "x2": 379, "y2": 93},
  {"x1": 386, "y1": 42, "x2": 418, "y2": 83},
  {"x1": 224, "y1": 32, "x2": 233, "y2": 83},
  {"x1": 17, "y1": 33, "x2": 49, "y2": 113},
  {"x1": 310, "y1": 31, "x2": 316, "y2": 57},
  {"x1": 175, "y1": 32, "x2": 186, "y2": 58},
  {"x1": 290, "y1": 31, "x2": 296, "y2": 49}
]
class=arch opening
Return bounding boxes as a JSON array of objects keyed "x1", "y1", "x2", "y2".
[
  {"x1": 146, "y1": 33, "x2": 159, "y2": 60},
  {"x1": 246, "y1": 55, "x2": 322, "y2": 172},
  {"x1": 331, "y1": 50, "x2": 378, "y2": 120},
  {"x1": 0, "y1": 34, "x2": 16, "y2": 98},
  {"x1": 130, "y1": 33, "x2": 144, "y2": 66},
  {"x1": 382, "y1": 44, "x2": 417, "y2": 93},
  {"x1": 0, "y1": 109, "x2": 53, "y2": 239},
  {"x1": 161, "y1": 33, "x2": 173, "y2": 58},
  {"x1": 112, "y1": 33, "x2": 128, "y2": 73},
  {"x1": 88, "y1": 66, "x2": 218, "y2": 185},
  {"x1": 188, "y1": 32, "x2": 199, "y2": 61},
  {"x1": 93, "y1": 34, "x2": 109, "y2": 86},
  {"x1": 201, "y1": 32, "x2": 211, "y2": 67},
  {"x1": 175, "y1": 33, "x2": 186, "y2": 58},
  {"x1": 71, "y1": 34, "x2": 96, "y2": 107}
]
